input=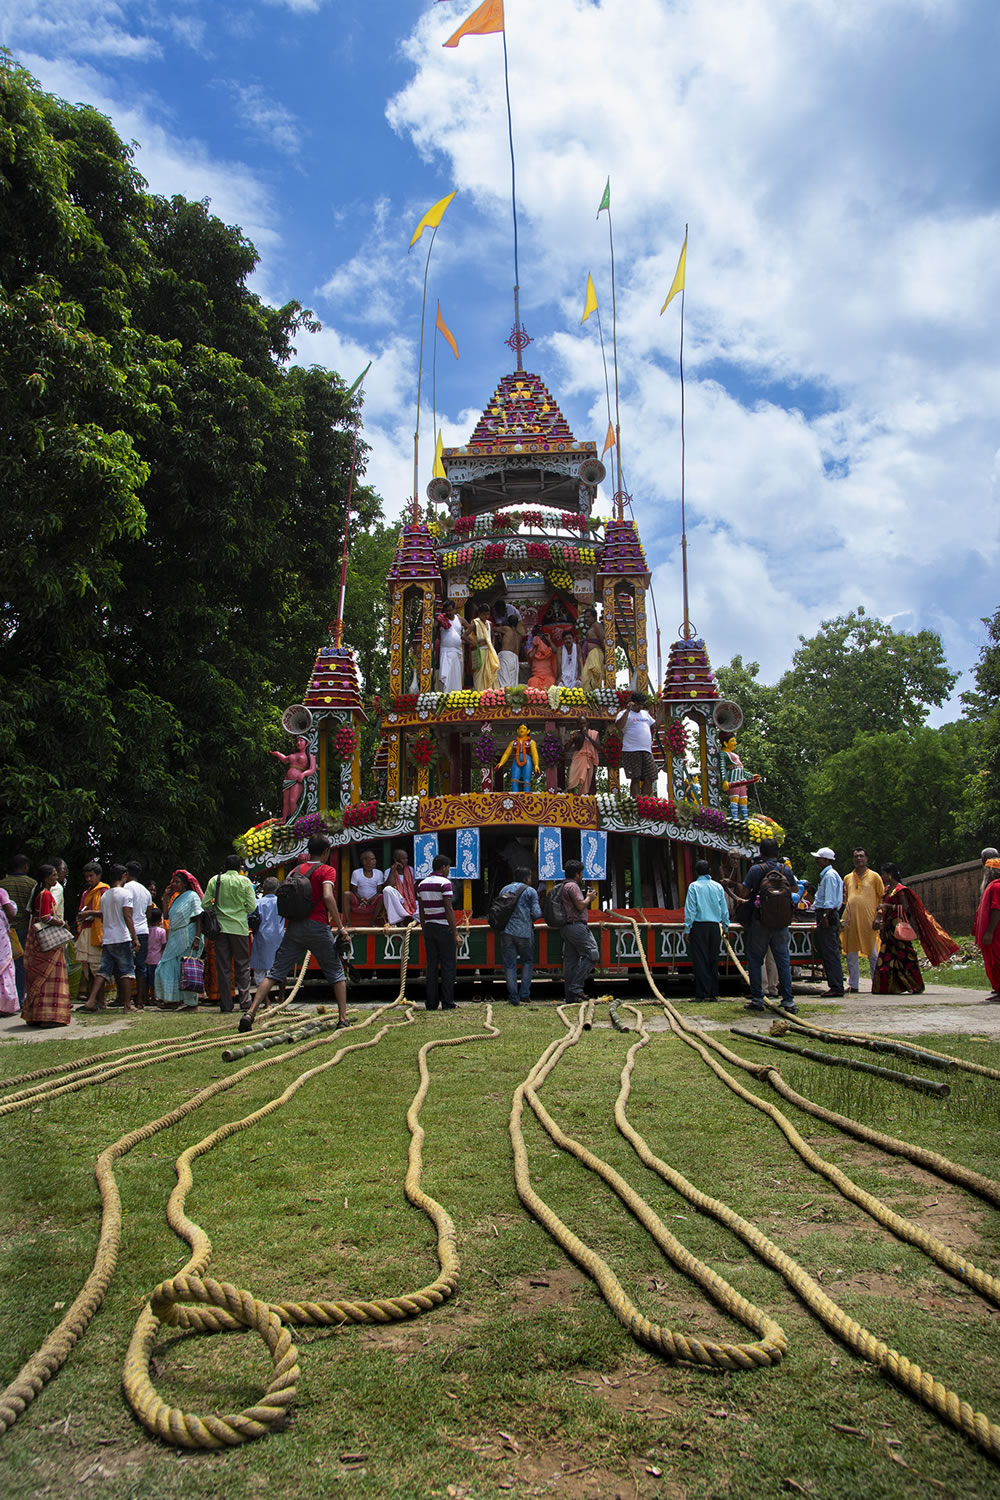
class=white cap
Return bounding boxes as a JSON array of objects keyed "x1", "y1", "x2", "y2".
[{"x1": 810, "y1": 846, "x2": 836, "y2": 861}]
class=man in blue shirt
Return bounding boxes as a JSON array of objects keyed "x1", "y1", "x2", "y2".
[
  {"x1": 810, "y1": 846, "x2": 845, "y2": 997},
  {"x1": 684, "y1": 860, "x2": 729, "y2": 1002},
  {"x1": 497, "y1": 866, "x2": 543, "y2": 1004}
]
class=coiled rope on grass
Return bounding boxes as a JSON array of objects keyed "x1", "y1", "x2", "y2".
[
  {"x1": 510, "y1": 1002, "x2": 789, "y2": 1371},
  {"x1": 123, "y1": 1004, "x2": 500, "y2": 1447},
  {"x1": 618, "y1": 914, "x2": 1000, "y2": 1460}
]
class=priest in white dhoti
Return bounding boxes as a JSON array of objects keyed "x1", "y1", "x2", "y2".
[{"x1": 437, "y1": 600, "x2": 465, "y2": 691}]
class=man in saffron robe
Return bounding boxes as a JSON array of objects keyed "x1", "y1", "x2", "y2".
[
  {"x1": 382, "y1": 848, "x2": 419, "y2": 926},
  {"x1": 975, "y1": 858, "x2": 1000, "y2": 1001},
  {"x1": 526, "y1": 631, "x2": 558, "y2": 690}
]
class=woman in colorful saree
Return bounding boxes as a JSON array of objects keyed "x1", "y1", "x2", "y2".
[
  {"x1": 22, "y1": 863, "x2": 71, "y2": 1026},
  {"x1": 871, "y1": 862, "x2": 958, "y2": 995},
  {"x1": 155, "y1": 869, "x2": 204, "y2": 1010},
  {"x1": 974, "y1": 857, "x2": 1000, "y2": 1001}
]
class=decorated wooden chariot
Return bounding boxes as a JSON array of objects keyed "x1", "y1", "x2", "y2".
[{"x1": 233, "y1": 367, "x2": 815, "y2": 987}]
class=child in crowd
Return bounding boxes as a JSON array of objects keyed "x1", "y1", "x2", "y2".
[{"x1": 145, "y1": 907, "x2": 166, "y2": 998}]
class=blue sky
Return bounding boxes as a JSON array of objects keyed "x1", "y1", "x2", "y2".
[{"x1": 4, "y1": 0, "x2": 999, "y2": 706}]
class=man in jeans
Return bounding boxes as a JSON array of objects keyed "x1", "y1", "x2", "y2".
[
  {"x1": 742, "y1": 838, "x2": 798, "y2": 1014},
  {"x1": 241, "y1": 834, "x2": 349, "y2": 1031},
  {"x1": 202, "y1": 855, "x2": 258, "y2": 1012},
  {"x1": 810, "y1": 845, "x2": 845, "y2": 997},
  {"x1": 561, "y1": 858, "x2": 599, "y2": 1003},
  {"x1": 124, "y1": 861, "x2": 153, "y2": 1009},
  {"x1": 417, "y1": 853, "x2": 460, "y2": 1010},
  {"x1": 497, "y1": 866, "x2": 542, "y2": 1004}
]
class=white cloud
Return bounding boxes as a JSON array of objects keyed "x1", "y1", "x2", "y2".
[
  {"x1": 226, "y1": 80, "x2": 303, "y2": 155},
  {"x1": 0, "y1": 1, "x2": 160, "y2": 60}
]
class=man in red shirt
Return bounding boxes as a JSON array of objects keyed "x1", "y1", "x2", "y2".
[{"x1": 240, "y1": 834, "x2": 350, "y2": 1032}]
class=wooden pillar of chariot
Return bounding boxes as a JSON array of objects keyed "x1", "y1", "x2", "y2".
[{"x1": 387, "y1": 523, "x2": 442, "y2": 799}]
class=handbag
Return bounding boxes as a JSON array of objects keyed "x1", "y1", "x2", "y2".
[
  {"x1": 894, "y1": 920, "x2": 917, "y2": 942},
  {"x1": 201, "y1": 870, "x2": 224, "y2": 940},
  {"x1": 34, "y1": 918, "x2": 75, "y2": 952},
  {"x1": 179, "y1": 954, "x2": 205, "y2": 992}
]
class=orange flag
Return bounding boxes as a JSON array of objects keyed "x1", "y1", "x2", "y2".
[
  {"x1": 443, "y1": 0, "x2": 504, "y2": 47},
  {"x1": 601, "y1": 422, "x2": 616, "y2": 458},
  {"x1": 435, "y1": 300, "x2": 459, "y2": 360}
]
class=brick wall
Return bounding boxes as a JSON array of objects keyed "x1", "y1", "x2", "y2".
[{"x1": 906, "y1": 859, "x2": 982, "y2": 936}]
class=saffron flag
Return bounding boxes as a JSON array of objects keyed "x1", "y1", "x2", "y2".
[
  {"x1": 435, "y1": 300, "x2": 459, "y2": 359},
  {"x1": 409, "y1": 190, "x2": 457, "y2": 250},
  {"x1": 580, "y1": 273, "x2": 598, "y2": 324},
  {"x1": 660, "y1": 231, "x2": 687, "y2": 313},
  {"x1": 597, "y1": 178, "x2": 610, "y2": 218},
  {"x1": 433, "y1": 430, "x2": 446, "y2": 478},
  {"x1": 443, "y1": 0, "x2": 504, "y2": 47},
  {"x1": 601, "y1": 422, "x2": 615, "y2": 457}
]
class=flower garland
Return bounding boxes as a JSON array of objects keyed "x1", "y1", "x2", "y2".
[
  {"x1": 538, "y1": 730, "x2": 563, "y2": 766},
  {"x1": 331, "y1": 723, "x2": 358, "y2": 761},
  {"x1": 408, "y1": 732, "x2": 437, "y2": 767},
  {"x1": 474, "y1": 726, "x2": 500, "y2": 764},
  {"x1": 547, "y1": 567, "x2": 573, "y2": 591},
  {"x1": 667, "y1": 720, "x2": 688, "y2": 754},
  {"x1": 601, "y1": 728, "x2": 623, "y2": 767}
]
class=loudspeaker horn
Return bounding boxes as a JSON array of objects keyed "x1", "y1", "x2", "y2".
[
  {"x1": 713, "y1": 700, "x2": 744, "y2": 735},
  {"x1": 578, "y1": 458, "x2": 606, "y2": 487},
  {"x1": 281, "y1": 703, "x2": 314, "y2": 736},
  {"x1": 426, "y1": 476, "x2": 453, "y2": 504}
]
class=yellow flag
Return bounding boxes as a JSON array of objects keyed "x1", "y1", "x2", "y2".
[
  {"x1": 409, "y1": 190, "x2": 457, "y2": 249},
  {"x1": 660, "y1": 232, "x2": 687, "y2": 313},
  {"x1": 601, "y1": 422, "x2": 615, "y2": 457},
  {"x1": 580, "y1": 273, "x2": 598, "y2": 324},
  {"x1": 443, "y1": 0, "x2": 504, "y2": 47},
  {"x1": 435, "y1": 300, "x2": 459, "y2": 359},
  {"x1": 432, "y1": 431, "x2": 446, "y2": 478}
]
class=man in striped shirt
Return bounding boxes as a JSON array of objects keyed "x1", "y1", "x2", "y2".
[{"x1": 417, "y1": 854, "x2": 459, "y2": 1010}]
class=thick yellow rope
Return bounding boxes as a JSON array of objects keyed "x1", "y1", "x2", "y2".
[
  {"x1": 0, "y1": 997, "x2": 390, "y2": 1438},
  {"x1": 124, "y1": 1006, "x2": 499, "y2": 1447},
  {"x1": 618, "y1": 916, "x2": 1000, "y2": 1460},
  {"x1": 510, "y1": 1003, "x2": 789, "y2": 1371},
  {"x1": 773, "y1": 1006, "x2": 1000, "y2": 1083}
]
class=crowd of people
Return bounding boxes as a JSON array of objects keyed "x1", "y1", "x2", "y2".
[{"x1": 1, "y1": 839, "x2": 994, "y2": 1030}]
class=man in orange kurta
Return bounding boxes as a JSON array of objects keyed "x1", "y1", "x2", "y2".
[{"x1": 840, "y1": 848, "x2": 883, "y2": 993}]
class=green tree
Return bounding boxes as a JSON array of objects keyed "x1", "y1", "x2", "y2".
[
  {"x1": 714, "y1": 656, "x2": 811, "y2": 857},
  {"x1": 959, "y1": 606, "x2": 1000, "y2": 845},
  {"x1": 0, "y1": 57, "x2": 383, "y2": 876},
  {"x1": 803, "y1": 722, "x2": 977, "y2": 875}
]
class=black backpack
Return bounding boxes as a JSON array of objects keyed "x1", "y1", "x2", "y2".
[
  {"x1": 276, "y1": 862, "x2": 320, "y2": 921},
  {"x1": 757, "y1": 864, "x2": 793, "y2": 929},
  {"x1": 543, "y1": 881, "x2": 569, "y2": 929},
  {"x1": 488, "y1": 883, "x2": 526, "y2": 933}
]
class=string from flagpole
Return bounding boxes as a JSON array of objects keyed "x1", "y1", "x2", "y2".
[
  {"x1": 679, "y1": 222, "x2": 690, "y2": 639},
  {"x1": 595, "y1": 303, "x2": 614, "y2": 454},
  {"x1": 412, "y1": 223, "x2": 440, "y2": 520},
  {"x1": 432, "y1": 313, "x2": 439, "y2": 499},
  {"x1": 334, "y1": 373, "x2": 369, "y2": 649},
  {"x1": 501, "y1": 26, "x2": 523, "y2": 367}
]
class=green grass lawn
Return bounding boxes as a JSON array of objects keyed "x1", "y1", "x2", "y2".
[{"x1": 3, "y1": 1001, "x2": 1000, "y2": 1499}]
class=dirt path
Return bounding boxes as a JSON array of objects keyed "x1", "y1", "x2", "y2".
[{"x1": 689, "y1": 981, "x2": 1000, "y2": 1037}]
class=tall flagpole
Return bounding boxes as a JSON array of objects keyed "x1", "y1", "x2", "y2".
[
  {"x1": 501, "y1": 26, "x2": 524, "y2": 367},
  {"x1": 412, "y1": 224, "x2": 440, "y2": 520},
  {"x1": 605, "y1": 203, "x2": 623, "y2": 506},
  {"x1": 334, "y1": 363, "x2": 372, "y2": 648},
  {"x1": 678, "y1": 222, "x2": 690, "y2": 638},
  {"x1": 595, "y1": 303, "x2": 614, "y2": 441}
]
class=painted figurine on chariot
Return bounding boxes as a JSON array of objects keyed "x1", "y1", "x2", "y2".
[
  {"x1": 497, "y1": 608, "x2": 525, "y2": 689},
  {"x1": 526, "y1": 630, "x2": 558, "y2": 690},
  {"x1": 559, "y1": 628, "x2": 580, "y2": 688},
  {"x1": 719, "y1": 733, "x2": 760, "y2": 822},
  {"x1": 436, "y1": 599, "x2": 465, "y2": 693},
  {"x1": 464, "y1": 601, "x2": 500, "y2": 691},
  {"x1": 270, "y1": 735, "x2": 317, "y2": 823},
  {"x1": 579, "y1": 606, "x2": 605, "y2": 691},
  {"x1": 567, "y1": 715, "x2": 600, "y2": 795},
  {"x1": 497, "y1": 724, "x2": 540, "y2": 793}
]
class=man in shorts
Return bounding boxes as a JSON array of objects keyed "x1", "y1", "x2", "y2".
[
  {"x1": 616, "y1": 691, "x2": 657, "y2": 796},
  {"x1": 82, "y1": 864, "x2": 139, "y2": 1012},
  {"x1": 240, "y1": 835, "x2": 350, "y2": 1032}
]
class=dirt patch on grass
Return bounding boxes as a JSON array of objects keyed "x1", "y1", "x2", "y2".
[{"x1": 444, "y1": 1426, "x2": 691, "y2": 1499}]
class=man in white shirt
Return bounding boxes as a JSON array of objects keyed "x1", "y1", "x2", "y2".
[
  {"x1": 343, "y1": 849, "x2": 385, "y2": 925},
  {"x1": 615, "y1": 691, "x2": 658, "y2": 796},
  {"x1": 124, "y1": 860, "x2": 153, "y2": 1009},
  {"x1": 81, "y1": 864, "x2": 139, "y2": 1012}
]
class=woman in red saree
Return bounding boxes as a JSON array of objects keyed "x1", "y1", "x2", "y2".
[
  {"x1": 23, "y1": 864, "x2": 71, "y2": 1026},
  {"x1": 974, "y1": 858, "x2": 1000, "y2": 1001},
  {"x1": 871, "y1": 862, "x2": 958, "y2": 995}
]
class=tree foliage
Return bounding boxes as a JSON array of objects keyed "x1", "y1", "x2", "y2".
[
  {"x1": 959, "y1": 606, "x2": 1000, "y2": 846},
  {"x1": 717, "y1": 609, "x2": 964, "y2": 873},
  {"x1": 0, "y1": 57, "x2": 383, "y2": 875}
]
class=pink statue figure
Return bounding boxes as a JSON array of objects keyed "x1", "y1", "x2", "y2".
[{"x1": 271, "y1": 736, "x2": 317, "y2": 823}]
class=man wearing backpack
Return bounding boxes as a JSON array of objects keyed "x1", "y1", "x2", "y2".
[
  {"x1": 742, "y1": 838, "x2": 798, "y2": 1014},
  {"x1": 560, "y1": 859, "x2": 600, "y2": 1004},
  {"x1": 240, "y1": 835, "x2": 349, "y2": 1032},
  {"x1": 494, "y1": 866, "x2": 542, "y2": 1005}
]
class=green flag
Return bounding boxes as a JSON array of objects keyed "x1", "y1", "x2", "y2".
[{"x1": 596, "y1": 177, "x2": 610, "y2": 218}]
